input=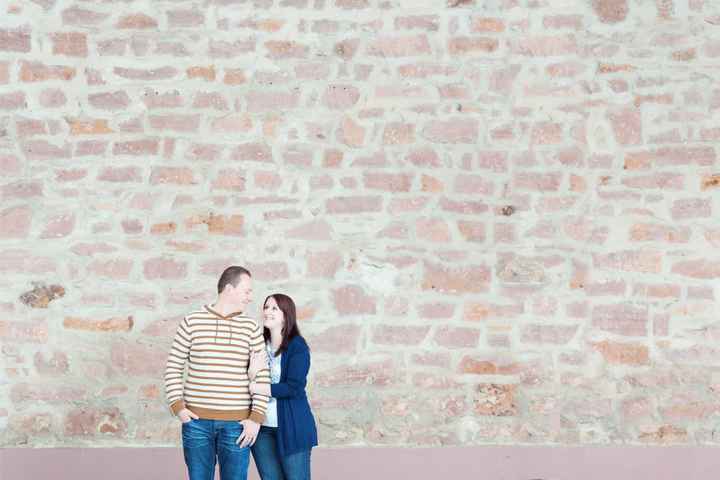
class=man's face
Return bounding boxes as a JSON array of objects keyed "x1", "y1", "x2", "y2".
[{"x1": 229, "y1": 274, "x2": 252, "y2": 311}]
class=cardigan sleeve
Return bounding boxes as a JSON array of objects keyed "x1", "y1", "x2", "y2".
[{"x1": 270, "y1": 343, "x2": 310, "y2": 399}]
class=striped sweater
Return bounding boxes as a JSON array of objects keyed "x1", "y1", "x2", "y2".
[{"x1": 164, "y1": 304, "x2": 271, "y2": 423}]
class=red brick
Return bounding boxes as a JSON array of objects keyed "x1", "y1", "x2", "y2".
[
  {"x1": 592, "y1": 303, "x2": 648, "y2": 336},
  {"x1": 625, "y1": 147, "x2": 715, "y2": 170},
  {"x1": 307, "y1": 324, "x2": 361, "y2": 354},
  {"x1": 453, "y1": 175, "x2": 495, "y2": 195},
  {"x1": 150, "y1": 167, "x2": 195, "y2": 185},
  {"x1": 40, "y1": 213, "x2": 75, "y2": 239},
  {"x1": 326, "y1": 196, "x2": 382, "y2": 214},
  {"x1": 62, "y1": 6, "x2": 109, "y2": 26},
  {"x1": 395, "y1": 15, "x2": 439, "y2": 31},
  {"x1": 514, "y1": 172, "x2": 562, "y2": 192},
  {"x1": 187, "y1": 65, "x2": 216, "y2": 81},
  {"x1": 307, "y1": 250, "x2": 343, "y2": 278},
  {"x1": 333, "y1": 39, "x2": 360, "y2": 60},
  {"x1": 448, "y1": 37, "x2": 498, "y2": 54},
  {"x1": 470, "y1": 17, "x2": 505, "y2": 32},
  {"x1": 423, "y1": 262, "x2": 490, "y2": 294},
  {"x1": 211, "y1": 115, "x2": 253, "y2": 133},
  {"x1": 670, "y1": 198, "x2": 712, "y2": 221},
  {"x1": 114, "y1": 66, "x2": 177, "y2": 80},
  {"x1": 629, "y1": 223, "x2": 691, "y2": 243},
  {"x1": 0, "y1": 321, "x2": 48, "y2": 343},
  {"x1": 0, "y1": 205, "x2": 32, "y2": 239},
  {"x1": 434, "y1": 327, "x2": 480, "y2": 348},
  {"x1": 0, "y1": 28, "x2": 31, "y2": 52},
  {"x1": 474, "y1": 384, "x2": 518, "y2": 416},
  {"x1": 335, "y1": 0, "x2": 369, "y2": 8},
  {"x1": 333, "y1": 285, "x2": 376, "y2": 316},
  {"x1": 592, "y1": 0, "x2": 629, "y2": 23},
  {"x1": 34, "y1": 351, "x2": 69, "y2": 375},
  {"x1": 372, "y1": 325, "x2": 430, "y2": 345},
  {"x1": 458, "y1": 220, "x2": 486, "y2": 242},
  {"x1": 439, "y1": 197, "x2": 489, "y2": 215},
  {"x1": 671, "y1": 259, "x2": 720, "y2": 279},
  {"x1": 63, "y1": 316, "x2": 133, "y2": 332},
  {"x1": 607, "y1": 106, "x2": 642, "y2": 145},
  {"x1": 592, "y1": 340, "x2": 649, "y2": 365},
  {"x1": 422, "y1": 118, "x2": 478, "y2": 143},
  {"x1": 543, "y1": 14, "x2": 583, "y2": 30},
  {"x1": 186, "y1": 213, "x2": 244, "y2": 236},
  {"x1": 337, "y1": 116, "x2": 366, "y2": 147},
  {"x1": 143, "y1": 257, "x2": 187, "y2": 280},
  {"x1": 67, "y1": 118, "x2": 112, "y2": 135},
  {"x1": 149, "y1": 114, "x2": 200, "y2": 132},
  {"x1": 167, "y1": 9, "x2": 204, "y2": 27},
  {"x1": 459, "y1": 356, "x2": 520, "y2": 375},
  {"x1": 382, "y1": 123, "x2": 415, "y2": 145},
  {"x1": 230, "y1": 142, "x2": 273, "y2": 163},
  {"x1": 513, "y1": 35, "x2": 577, "y2": 56},
  {"x1": 39, "y1": 89, "x2": 67, "y2": 108},
  {"x1": 2, "y1": 181, "x2": 42, "y2": 199},
  {"x1": 286, "y1": 220, "x2": 334, "y2": 241},
  {"x1": 701, "y1": 174, "x2": 720, "y2": 190},
  {"x1": 52, "y1": 32, "x2": 88, "y2": 57},
  {"x1": 65, "y1": 407, "x2": 127, "y2": 437},
  {"x1": 20, "y1": 61, "x2": 75, "y2": 82},
  {"x1": 142, "y1": 90, "x2": 183, "y2": 109},
  {"x1": 192, "y1": 92, "x2": 228, "y2": 111},
  {"x1": 113, "y1": 139, "x2": 159, "y2": 156},
  {"x1": 0, "y1": 92, "x2": 26, "y2": 110},
  {"x1": 363, "y1": 172, "x2": 413, "y2": 192},
  {"x1": 416, "y1": 218, "x2": 451, "y2": 242},
  {"x1": 246, "y1": 90, "x2": 300, "y2": 112},
  {"x1": 368, "y1": 35, "x2": 431, "y2": 57},
  {"x1": 622, "y1": 173, "x2": 684, "y2": 190},
  {"x1": 315, "y1": 359, "x2": 396, "y2": 387},
  {"x1": 117, "y1": 14, "x2": 158, "y2": 29},
  {"x1": 265, "y1": 40, "x2": 308, "y2": 59},
  {"x1": 593, "y1": 250, "x2": 663, "y2": 273},
  {"x1": 246, "y1": 261, "x2": 289, "y2": 282},
  {"x1": 212, "y1": 168, "x2": 245, "y2": 191}
]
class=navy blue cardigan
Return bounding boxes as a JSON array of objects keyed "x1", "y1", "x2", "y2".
[{"x1": 270, "y1": 335, "x2": 318, "y2": 456}]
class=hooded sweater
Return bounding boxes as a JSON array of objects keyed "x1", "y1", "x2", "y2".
[{"x1": 164, "y1": 304, "x2": 270, "y2": 423}]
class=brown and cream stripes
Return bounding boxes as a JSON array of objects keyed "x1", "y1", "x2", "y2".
[{"x1": 164, "y1": 304, "x2": 270, "y2": 423}]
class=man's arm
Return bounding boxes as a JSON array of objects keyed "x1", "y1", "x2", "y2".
[
  {"x1": 164, "y1": 316, "x2": 192, "y2": 415},
  {"x1": 247, "y1": 321, "x2": 270, "y2": 424}
]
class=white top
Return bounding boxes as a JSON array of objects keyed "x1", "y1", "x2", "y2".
[{"x1": 262, "y1": 343, "x2": 282, "y2": 428}]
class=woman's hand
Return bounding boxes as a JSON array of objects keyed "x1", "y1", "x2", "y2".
[
  {"x1": 249, "y1": 382, "x2": 271, "y2": 396},
  {"x1": 248, "y1": 349, "x2": 268, "y2": 381}
]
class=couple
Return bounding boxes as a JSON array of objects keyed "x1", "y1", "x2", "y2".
[{"x1": 164, "y1": 266, "x2": 318, "y2": 480}]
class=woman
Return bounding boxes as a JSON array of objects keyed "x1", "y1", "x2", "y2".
[{"x1": 247, "y1": 293, "x2": 318, "y2": 480}]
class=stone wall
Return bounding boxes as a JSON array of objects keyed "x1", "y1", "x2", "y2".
[{"x1": 1, "y1": 0, "x2": 719, "y2": 447}]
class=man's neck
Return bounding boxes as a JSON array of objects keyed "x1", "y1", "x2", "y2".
[{"x1": 211, "y1": 298, "x2": 242, "y2": 318}]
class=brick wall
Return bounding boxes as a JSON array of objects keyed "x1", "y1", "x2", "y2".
[{"x1": 1, "y1": 0, "x2": 719, "y2": 447}]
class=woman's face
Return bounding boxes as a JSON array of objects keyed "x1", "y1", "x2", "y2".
[{"x1": 263, "y1": 296, "x2": 285, "y2": 331}]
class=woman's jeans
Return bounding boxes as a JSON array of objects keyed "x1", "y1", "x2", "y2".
[
  {"x1": 182, "y1": 419, "x2": 250, "y2": 480},
  {"x1": 251, "y1": 426, "x2": 311, "y2": 480}
]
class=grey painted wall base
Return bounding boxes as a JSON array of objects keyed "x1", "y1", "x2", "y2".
[{"x1": 2, "y1": 446, "x2": 719, "y2": 479}]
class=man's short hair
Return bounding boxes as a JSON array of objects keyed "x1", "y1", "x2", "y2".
[{"x1": 217, "y1": 266, "x2": 251, "y2": 294}]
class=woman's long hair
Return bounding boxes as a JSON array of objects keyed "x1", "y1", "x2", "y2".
[{"x1": 263, "y1": 293, "x2": 301, "y2": 356}]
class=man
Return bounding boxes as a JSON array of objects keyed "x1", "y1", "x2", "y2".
[{"x1": 164, "y1": 266, "x2": 271, "y2": 480}]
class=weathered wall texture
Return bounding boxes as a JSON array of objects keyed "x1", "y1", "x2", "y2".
[{"x1": 1, "y1": 0, "x2": 720, "y2": 447}]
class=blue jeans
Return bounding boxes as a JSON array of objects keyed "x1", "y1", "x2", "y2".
[
  {"x1": 251, "y1": 426, "x2": 311, "y2": 480},
  {"x1": 182, "y1": 419, "x2": 250, "y2": 480}
]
